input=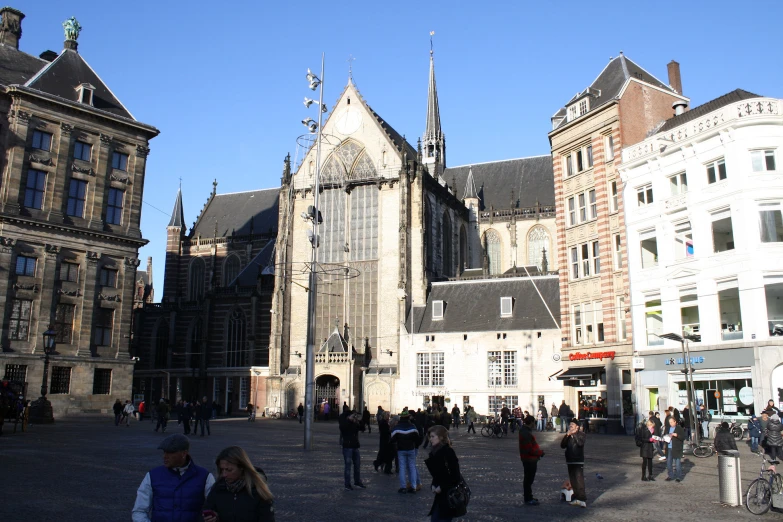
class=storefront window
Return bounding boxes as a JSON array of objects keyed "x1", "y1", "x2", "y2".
[
  {"x1": 678, "y1": 378, "x2": 754, "y2": 417},
  {"x1": 578, "y1": 391, "x2": 608, "y2": 418}
]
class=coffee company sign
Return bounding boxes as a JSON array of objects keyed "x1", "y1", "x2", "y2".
[{"x1": 569, "y1": 351, "x2": 616, "y2": 362}]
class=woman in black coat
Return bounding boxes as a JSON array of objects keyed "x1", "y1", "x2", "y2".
[
  {"x1": 424, "y1": 425, "x2": 466, "y2": 521},
  {"x1": 203, "y1": 446, "x2": 275, "y2": 522},
  {"x1": 636, "y1": 420, "x2": 657, "y2": 481},
  {"x1": 373, "y1": 411, "x2": 392, "y2": 473}
]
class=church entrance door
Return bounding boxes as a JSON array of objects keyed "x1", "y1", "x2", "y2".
[{"x1": 316, "y1": 374, "x2": 340, "y2": 419}]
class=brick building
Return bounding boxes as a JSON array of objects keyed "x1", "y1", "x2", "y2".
[
  {"x1": 548, "y1": 53, "x2": 687, "y2": 432},
  {"x1": 0, "y1": 9, "x2": 159, "y2": 416}
]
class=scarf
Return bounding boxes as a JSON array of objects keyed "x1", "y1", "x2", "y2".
[{"x1": 224, "y1": 477, "x2": 247, "y2": 495}]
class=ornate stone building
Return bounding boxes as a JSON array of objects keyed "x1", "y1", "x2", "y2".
[{"x1": 0, "y1": 9, "x2": 159, "y2": 415}]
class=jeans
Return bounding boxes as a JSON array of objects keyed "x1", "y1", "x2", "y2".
[
  {"x1": 200, "y1": 418, "x2": 210, "y2": 436},
  {"x1": 536, "y1": 419, "x2": 544, "y2": 431},
  {"x1": 155, "y1": 417, "x2": 167, "y2": 432},
  {"x1": 467, "y1": 422, "x2": 475, "y2": 434},
  {"x1": 701, "y1": 421, "x2": 709, "y2": 439},
  {"x1": 114, "y1": 414, "x2": 122, "y2": 426},
  {"x1": 298, "y1": 414, "x2": 303, "y2": 424},
  {"x1": 398, "y1": 449, "x2": 418, "y2": 489},
  {"x1": 666, "y1": 451, "x2": 682, "y2": 480},
  {"x1": 522, "y1": 460, "x2": 538, "y2": 501},
  {"x1": 431, "y1": 504, "x2": 453, "y2": 522},
  {"x1": 452, "y1": 414, "x2": 460, "y2": 427},
  {"x1": 751, "y1": 436, "x2": 760, "y2": 453},
  {"x1": 560, "y1": 417, "x2": 569, "y2": 433},
  {"x1": 414, "y1": 448, "x2": 422, "y2": 486},
  {"x1": 342, "y1": 448, "x2": 361, "y2": 486}
]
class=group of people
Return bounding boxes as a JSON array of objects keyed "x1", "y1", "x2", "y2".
[
  {"x1": 112, "y1": 397, "x2": 214, "y2": 436},
  {"x1": 132, "y1": 434, "x2": 275, "y2": 522}
]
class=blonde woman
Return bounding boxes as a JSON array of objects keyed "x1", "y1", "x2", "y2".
[
  {"x1": 203, "y1": 446, "x2": 275, "y2": 522},
  {"x1": 424, "y1": 425, "x2": 467, "y2": 521}
]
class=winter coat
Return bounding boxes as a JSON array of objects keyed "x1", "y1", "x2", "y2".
[
  {"x1": 199, "y1": 401, "x2": 212, "y2": 420},
  {"x1": 390, "y1": 419, "x2": 420, "y2": 451},
  {"x1": 636, "y1": 425, "x2": 655, "y2": 459},
  {"x1": 651, "y1": 416, "x2": 662, "y2": 435},
  {"x1": 551, "y1": 405, "x2": 558, "y2": 418},
  {"x1": 113, "y1": 401, "x2": 123, "y2": 415},
  {"x1": 558, "y1": 404, "x2": 569, "y2": 417},
  {"x1": 748, "y1": 418, "x2": 762, "y2": 438},
  {"x1": 424, "y1": 444, "x2": 466, "y2": 519},
  {"x1": 338, "y1": 413, "x2": 363, "y2": 449},
  {"x1": 714, "y1": 427, "x2": 738, "y2": 452},
  {"x1": 203, "y1": 480, "x2": 275, "y2": 522},
  {"x1": 466, "y1": 409, "x2": 477, "y2": 424},
  {"x1": 764, "y1": 417, "x2": 783, "y2": 447},
  {"x1": 123, "y1": 403, "x2": 135, "y2": 416},
  {"x1": 663, "y1": 424, "x2": 685, "y2": 459},
  {"x1": 518, "y1": 424, "x2": 544, "y2": 461},
  {"x1": 157, "y1": 402, "x2": 170, "y2": 418},
  {"x1": 560, "y1": 430, "x2": 586, "y2": 464}
]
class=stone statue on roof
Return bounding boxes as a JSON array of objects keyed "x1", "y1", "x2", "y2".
[{"x1": 63, "y1": 17, "x2": 81, "y2": 42}]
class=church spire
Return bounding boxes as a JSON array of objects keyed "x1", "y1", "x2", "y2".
[
  {"x1": 422, "y1": 31, "x2": 445, "y2": 176},
  {"x1": 168, "y1": 186, "x2": 185, "y2": 229}
]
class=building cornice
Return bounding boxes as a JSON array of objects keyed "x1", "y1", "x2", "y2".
[{"x1": 0, "y1": 214, "x2": 148, "y2": 247}]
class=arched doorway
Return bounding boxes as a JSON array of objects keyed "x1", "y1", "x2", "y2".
[
  {"x1": 316, "y1": 374, "x2": 340, "y2": 419},
  {"x1": 366, "y1": 380, "x2": 391, "y2": 412},
  {"x1": 285, "y1": 384, "x2": 298, "y2": 413}
]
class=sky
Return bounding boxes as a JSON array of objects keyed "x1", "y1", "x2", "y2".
[{"x1": 17, "y1": 1, "x2": 783, "y2": 298}]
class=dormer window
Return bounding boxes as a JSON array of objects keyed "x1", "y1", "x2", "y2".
[
  {"x1": 500, "y1": 296, "x2": 513, "y2": 317},
  {"x1": 432, "y1": 300, "x2": 444, "y2": 320},
  {"x1": 75, "y1": 83, "x2": 95, "y2": 106}
]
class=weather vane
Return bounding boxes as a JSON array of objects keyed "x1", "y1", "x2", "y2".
[
  {"x1": 347, "y1": 54, "x2": 355, "y2": 81},
  {"x1": 430, "y1": 30, "x2": 435, "y2": 54}
]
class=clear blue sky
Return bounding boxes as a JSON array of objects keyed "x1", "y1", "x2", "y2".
[{"x1": 19, "y1": 1, "x2": 783, "y2": 298}]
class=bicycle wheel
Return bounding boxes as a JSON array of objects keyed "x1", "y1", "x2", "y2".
[
  {"x1": 746, "y1": 478, "x2": 772, "y2": 515},
  {"x1": 731, "y1": 426, "x2": 743, "y2": 440},
  {"x1": 772, "y1": 473, "x2": 783, "y2": 494},
  {"x1": 496, "y1": 427, "x2": 506, "y2": 439},
  {"x1": 692, "y1": 444, "x2": 714, "y2": 458},
  {"x1": 481, "y1": 425, "x2": 492, "y2": 438}
]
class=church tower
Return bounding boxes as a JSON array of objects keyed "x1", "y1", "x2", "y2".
[
  {"x1": 163, "y1": 187, "x2": 185, "y2": 302},
  {"x1": 422, "y1": 39, "x2": 445, "y2": 178}
]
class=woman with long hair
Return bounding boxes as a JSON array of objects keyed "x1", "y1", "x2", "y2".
[
  {"x1": 203, "y1": 446, "x2": 275, "y2": 522},
  {"x1": 424, "y1": 425, "x2": 467, "y2": 521}
]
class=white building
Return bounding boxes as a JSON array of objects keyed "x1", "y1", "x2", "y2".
[
  {"x1": 398, "y1": 274, "x2": 563, "y2": 415},
  {"x1": 620, "y1": 91, "x2": 783, "y2": 420}
]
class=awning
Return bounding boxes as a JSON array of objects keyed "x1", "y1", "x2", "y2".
[
  {"x1": 549, "y1": 369, "x2": 565, "y2": 381},
  {"x1": 556, "y1": 366, "x2": 604, "y2": 380}
]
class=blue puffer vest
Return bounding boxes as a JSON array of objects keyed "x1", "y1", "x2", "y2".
[{"x1": 150, "y1": 459, "x2": 210, "y2": 522}]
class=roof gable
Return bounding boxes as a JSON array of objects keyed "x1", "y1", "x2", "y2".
[
  {"x1": 191, "y1": 188, "x2": 279, "y2": 238},
  {"x1": 657, "y1": 89, "x2": 761, "y2": 134},
  {"x1": 25, "y1": 49, "x2": 133, "y2": 119}
]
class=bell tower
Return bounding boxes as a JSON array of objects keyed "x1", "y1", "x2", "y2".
[{"x1": 422, "y1": 33, "x2": 445, "y2": 178}]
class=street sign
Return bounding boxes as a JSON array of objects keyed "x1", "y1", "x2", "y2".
[{"x1": 714, "y1": 391, "x2": 721, "y2": 399}]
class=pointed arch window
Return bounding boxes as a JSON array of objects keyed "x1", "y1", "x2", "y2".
[
  {"x1": 320, "y1": 140, "x2": 378, "y2": 185},
  {"x1": 442, "y1": 212, "x2": 453, "y2": 277},
  {"x1": 527, "y1": 226, "x2": 550, "y2": 271},
  {"x1": 227, "y1": 309, "x2": 246, "y2": 367},
  {"x1": 485, "y1": 229, "x2": 501, "y2": 275},
  {"x1": 154, "y1": 320, "x2": 169, "y2": 369},
  {"x1": 223, "y1": 255, "x2": 240, "y2": 286},
  {"x1": 189, "y1": 257, "x2": 205, "y2": 301}
]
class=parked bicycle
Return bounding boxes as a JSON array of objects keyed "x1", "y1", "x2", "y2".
[
  {"x1": 746, "y1": 452, "x2": 783, "y2": 515},
  {"x1": 692, "y1": 439, "x2": 716, "y2": 458},
  {"x1": 481, "y1": 416, "x2": 506, "y2": 438},
  {"x1": 714, "y1": 416, "x2": 744, "y2": 440}
]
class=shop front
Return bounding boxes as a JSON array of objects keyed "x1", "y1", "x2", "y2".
[{"x1": 636, "y1": 347, "x2": 757, "y2": 422}]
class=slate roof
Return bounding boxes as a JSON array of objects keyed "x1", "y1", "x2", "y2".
[
  {"x1": 410, "y1": 276, "x2": 560, "y2": 334},
  {"x1": 424, "y1": 53, "x2": 442, "y2": 141},
  {"x1": 0, "y1": 44, "x2": 46, "y2": 86},
  {"x1": 553, "y1": 54, "x2": 678, "y2": 130},
  {"x1": 657, "y1": 89, "x2": 761, "y2": 134},
  {"x1": 25, "y1": 49, "x2": 133, "y2": 119},
  {"x1": 168, "y1": 188, "x2": 185, "y2": 227},
  {"x1": 320, "y1": 328, "x2": 349, "y2": 353},
  {"x1": 232, "y1": 240, "x2": 275, "y2": 286},
  {"x1": 191, "y1": 188, "x2": 279, "y2": 238},
  {"x1": 444, "y1": 156, "x2": 554, "y2": 210}
]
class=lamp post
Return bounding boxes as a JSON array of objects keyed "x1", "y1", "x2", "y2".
[
  {"x1": 29, "y1": 326, "x2": 57, "y2": 424},
  {"x1": 302, "y1": 54, "x2": 326, "y2": 451},
  {"x1": 658, "y1": 332, "x2": 699, "y2": 445}
]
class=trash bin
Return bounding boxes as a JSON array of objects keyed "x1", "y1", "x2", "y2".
[{"x1": 717, "y1": 450, "x2": 742, "y2": 506}]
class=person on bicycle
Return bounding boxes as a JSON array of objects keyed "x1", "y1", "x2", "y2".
[
  {"x1": 714, "y1": 422, "x2": 738, "y2": 453},
  {"x1": 500, "y1": 403, "x2": 511, "y2": 433}
]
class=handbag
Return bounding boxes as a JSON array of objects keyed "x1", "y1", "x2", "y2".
[{"x1": 447, "y1": 474, "x2": 471, "y2": 510}]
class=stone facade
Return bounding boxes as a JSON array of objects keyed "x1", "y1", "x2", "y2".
[{"x1": 0, "y1": 8, "x2": 158, "y2": 416}]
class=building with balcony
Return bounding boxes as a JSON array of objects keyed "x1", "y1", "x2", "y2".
[{"x1": 620, "y1": 90, "x2": 783, "y2": 418}]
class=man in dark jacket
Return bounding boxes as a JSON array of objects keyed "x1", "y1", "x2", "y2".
[
  {"x1": 155, "y1": 399, "x2": 170, "y2": 433},
  {"x1": 519, "y1": 415, "x2": 544, "y2": 505},
  {"x1": 561, "y1": 418, "x2": 586, "y2": 507},
  {"x1": 390, "y1": 411, "x2": 421, "y2": 493},
  {"x1": 132, "y1": 434, "x2": 215, "y2": 522},
  {"x1": 113, "y1": 399, "x2": 123, "y2": 426},
  {"x1": 339, "y1": 409, "x2": 366, "y2": 490},
  {"x1": 664, "y1": 416, "x2": 686, "y2": 482},
  {"x1": 297, "y1": 402, "x2": 304, "y2": 424},
  {"x1": 558, "y1": 401, "x2": 570, "y2": 433},
  {"x1": 451, "y1": 404, "x2": 461, "y2": 428},
  {"x1": 748, "y1": 415, "x2": 762, "y2": 453},
  {"x1": 199, "y1": 397, "x2": 211, "y2": 436},
  {"x1": 500, "y1": 403, "x2": 511, "y2": 432},
  {"x1": 714, "y1": 422, "x2": 738, "y2": 453}
]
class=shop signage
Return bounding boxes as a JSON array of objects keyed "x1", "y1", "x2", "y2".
[
  {"x1": 738, "y1": 387, "x2": 754, "y2": 405},
  {"x1": 569, "y1": 351, "x2": 615, "y2": 361},
  {"x1": 665, "y1": 356, "x2": 704, "y2": 366},
  {"x1": 632, "y1": 357, "x2": 645, "y2": 369},
  {"x1": 413, "y1": 389, "x2": 450, "y2": 397}
]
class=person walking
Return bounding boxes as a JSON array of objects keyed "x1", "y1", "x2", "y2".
[
  {"x1": 550, "y1": 403, "x2": 558, "y2": 431},
  {"x1": 518, "y1": 415, "x2": 544, "y2": 505},
  {"x1": 561, "y1": 419, "x2": 586, "y2": 508},
  {"x1": 132, "y1": 434, "x2": 215, "y2": 522},
  {"x1": 376, "y1": 405, "x2": 384, "y2": 425},
  {"x1": 138, "y1": 399, "x2": 146, "y2": 421},
  {"x1": 664, "y1": 416, "x2": 685, "y2": 482},
  {"x1": 636, "y1": 419, "x2": 657, "y2": 481},
  {"x1": 424, "y1": 425, "x2": 467, "y2": 522},
  {"x1": 748, "y1": 414, "x2": 762, "y2": 454},
  {"x1": 180, "y1": 400, "x2": 192, "y2": 435},
  {"x1": 698, "y1": 404, "x2": 711, "y2": 439},
  {"x1": 338, "y1": 408, "x2": 366, "y2": 490},
  {"x1": 764, "y1": 413, "x2": 783, "y2": 463},
  {"x1": 538, "y1": 404, "x2": 548, "y2": 432},
  {"x1": 466, "y1": 406, "x2": 477, "y2": 434},
  {"x1": 390, "y1": 410, "x2": 421, "y2": 493},
  {"x1": 297, "y1": 402, "x2": 304, "y2": 424},
  {"x1": 154, "y1": 399, "x2": 170, "y2": 433},
  {"x1": 199, "y1": 397, "x2": 212, "y2": 436},
  {"x1": 451, "y1": 404, "x2": 461, "y2": 429},
  {"x1": 113, "y1": 399, "x2": 123, "y2": 426},
  {"x1": 362, "y1": 407, "x2": 372, "y2": 434},
  {"x1": 202, "y1": 446, "x2": 275, "y2": 522},
  {"x1": 123, "y1": 400, "x2": 135, "y2": 427},
  {"x1": 558, "y1": 401, "x2": 570, "y2": 433},
  {"x1": 374, "y1": 411, "x2": 393, "y2": 474}
]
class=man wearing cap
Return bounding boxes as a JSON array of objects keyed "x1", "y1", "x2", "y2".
[
  {"x1": 390, "y1": 409, "x2": 421, "y2": 494},
  {"x1": 132, "y1": 434, "x2": 215, "y2": 522}
]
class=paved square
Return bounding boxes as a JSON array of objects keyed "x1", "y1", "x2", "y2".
[{"x1": 0, "y1": 417, "x2": 772, "y2": 521}]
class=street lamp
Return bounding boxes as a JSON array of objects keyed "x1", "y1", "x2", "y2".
[
  {"x1": 29, "y1": 325, "x2": 57, "y2": 424},
  {"x1": 657, "y1": 332, "x2": 699, "y2": 445},
  {"x1": 302, "y1": 54, "x2": 326, "y2": 451}
]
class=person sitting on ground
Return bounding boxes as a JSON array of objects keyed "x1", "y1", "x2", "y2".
[
  {"x1": 202, "y1": 446, "x2": 275, "y2": 522},
  {"x1": 713, "y1": 421, "x2": 738, "y2": 453}
]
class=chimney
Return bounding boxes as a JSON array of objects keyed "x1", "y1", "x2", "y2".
[
  {"x1": 672, "y1": 100, "x2": 688, "y2": 116},
  {"x1": 0, "y1": 7, "x2": 24, "y2": 50},
  {"x1": 39, "y1": 50, "x2": 58, "y2": 62},
  {"x1": 667, "y1": 60, "x2": 683, "y2": 95}
]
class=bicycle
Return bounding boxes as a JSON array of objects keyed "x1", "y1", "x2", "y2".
[
  {"x1": 713, "y1": 416, "x2": 744, "y2": 440},
  {"x1": 480, "y1": 416, "x2": 506, "y2": 438},
  {"x1": 692, "y1": 439, "x2": 716, "y2": 458},
  {"x1": 746, "y1": 452, "x2": 783, "y2": 515}
]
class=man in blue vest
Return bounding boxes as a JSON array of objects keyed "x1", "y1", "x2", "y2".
[{"x1": 132, "y1": 434, "x2": 215, "y2": 522}]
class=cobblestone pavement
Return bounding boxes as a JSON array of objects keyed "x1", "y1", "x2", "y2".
[{"x1": 0, "y1": 416, "x2": 776, "y2": 521}]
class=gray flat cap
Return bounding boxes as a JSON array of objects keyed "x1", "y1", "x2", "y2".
[{"x1": 157, "y1": 434, "x2": 190, "y2": 453}]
